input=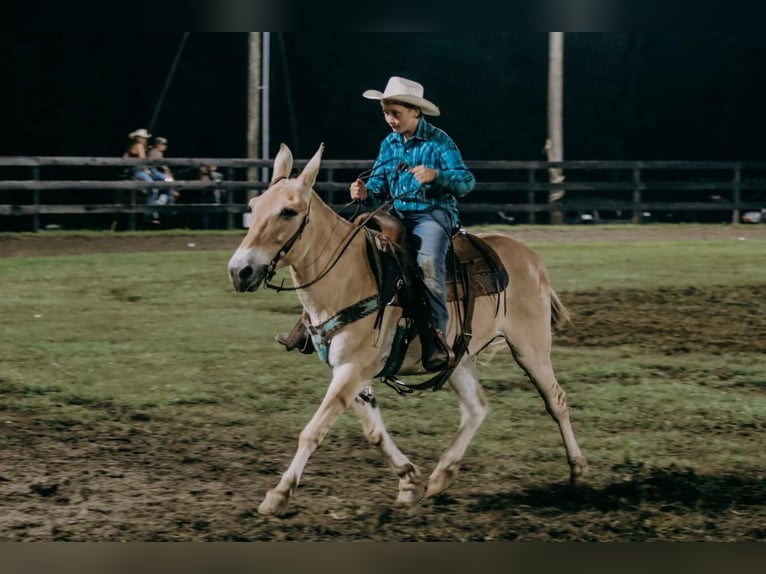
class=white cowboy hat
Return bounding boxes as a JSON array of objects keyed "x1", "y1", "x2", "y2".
[
  {"x1": 362, "y1": 76, "x2": 441, "y2": 116},
  {"x1": 128, "y1": 128, "x2": 152, "y2": 139}
]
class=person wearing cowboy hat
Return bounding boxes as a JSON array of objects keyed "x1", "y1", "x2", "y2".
[
  {"x1": 123, "y1": 128, "x2": 153, "y2": 181},
  {"x1": 350, "y1": 76, "x2": 475, "y2": 372}
]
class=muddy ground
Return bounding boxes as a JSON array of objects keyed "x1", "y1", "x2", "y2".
[{"x1": 2, "y1": 226, "x2": 766, "y2": 541}]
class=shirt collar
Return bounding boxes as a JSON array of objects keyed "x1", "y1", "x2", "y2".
[{"x1": 393, "y1": 118, "x2": 433, "y2": 144}]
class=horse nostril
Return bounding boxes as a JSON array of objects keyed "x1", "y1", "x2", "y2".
[{"x1": 238, "y1": 266, "x2": 254, "y2": 282}]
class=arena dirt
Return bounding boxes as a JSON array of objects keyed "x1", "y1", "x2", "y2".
[{"x1": 2, "y1": 226, "x2": 765, "y2": 541}]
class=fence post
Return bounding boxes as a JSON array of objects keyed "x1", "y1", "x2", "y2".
[
  {"x1": 527, "y1": 169, "x2": 536, "y2": 224},
  {"x1": 226, "y1": 167, "x2": 235, "y2": 230},
  {"x1": 30, "y1": 166, "x2": 41, "y2": 232},
  {"x1": 631, "y1": 167, "x2": 642, "y2": 224},
  {"x1": 128, "y1": 189, "x2": 137, "y2": 231},
  {"x1": 326, "y1": 167, "x2": 335, "y2": 206},
  {"x1": 732, "y1": 165, "x2": 741, "y2": 224}
]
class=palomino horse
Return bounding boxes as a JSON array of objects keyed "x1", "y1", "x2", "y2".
[{"x1": 228, "y1": 143, "x2": 587, "y2": 517}]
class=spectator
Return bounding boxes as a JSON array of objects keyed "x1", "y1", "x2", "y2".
[
  {"x1": 147, "y1": 136, "x2": 172, "y2": 182},
  {"x1": 115, "y1": 128, "x2": 155, "y2": 228},
  {"x1": 145, "y1": 135, "x2": 178, "y2": 225},
  {"x1": 122, "y1": 128, "x2": 152, "y2": 182}
]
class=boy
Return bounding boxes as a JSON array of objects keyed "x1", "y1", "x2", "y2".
[{"x1": 350, "y1": 76, "x2": 475, "y2": 371}]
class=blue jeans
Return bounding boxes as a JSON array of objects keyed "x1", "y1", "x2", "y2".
[
  {"x1": 399, "y1": 208, "x2": 453, "y2": 335},
  {"x1": 133, "y1": 169, "x2": 167, "y2": 220}
]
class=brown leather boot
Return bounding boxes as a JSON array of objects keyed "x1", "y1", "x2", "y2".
[
  {"x1": 420, "y1": 328, "x2": 454, "y2": 372},
  {"x1": 275, "y1": 318, "x2": 315, "y2": 354}
]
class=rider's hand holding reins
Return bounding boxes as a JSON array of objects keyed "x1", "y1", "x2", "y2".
[
  {"x1": 409, "y1": 165, "x2": 437, "y2": 185},
  {"x1": 350, "y1": 178, "x2": 369, "y2": 201}
]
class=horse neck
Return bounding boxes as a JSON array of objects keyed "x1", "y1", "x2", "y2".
[{"x1": 287, "y1": 191, "x2": 377, "y2": 322}]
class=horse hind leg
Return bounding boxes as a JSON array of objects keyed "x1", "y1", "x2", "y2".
[
  {"x1": 506, "y1": 335, "x2": 588, "y2": 486},
  {"x1": 425, "y1": 357, "x2": 489, "y2": 498},
  {"x1": 351, "y1": 389, "x2": 427, "y2": 506}
]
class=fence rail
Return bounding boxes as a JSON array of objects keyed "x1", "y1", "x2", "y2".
[{"x1": 1, "y1": 157, "x2": 765, "y2": 231}]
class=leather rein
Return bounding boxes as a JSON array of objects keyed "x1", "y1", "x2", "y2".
[{"x1": 262, "y1": 190, "x2": 391, "y2": 292}]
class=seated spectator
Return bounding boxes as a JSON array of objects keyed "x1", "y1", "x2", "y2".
[
  {"x1": 122, "y1": 128, "x2": 152, "y2": 183},
  {"x1": 147, "y1": 137, "x2": 172, "y2": 181},
  {"x1": 145, "y1": 135, "x2": 178, "y2": 225}
]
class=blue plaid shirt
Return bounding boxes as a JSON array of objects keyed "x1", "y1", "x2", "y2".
[{"x1": 364, "y1": 119, "x2": 475, "y2": 229}]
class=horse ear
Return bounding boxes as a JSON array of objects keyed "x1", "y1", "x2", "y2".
[
  {"x1": 272, "y1": 143, "x2": 293, "y2": 182},
  {"x1": 299, "y1": 143, "x2": 325, "y2": 189}
]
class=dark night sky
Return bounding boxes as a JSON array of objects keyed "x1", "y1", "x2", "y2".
[{"x1": 3, "y1": 32, "x2": 766, "y2": 162}]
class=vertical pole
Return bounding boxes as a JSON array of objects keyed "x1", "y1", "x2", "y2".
[
  {"x1": 732, "y1": 165, "x2": 741, "y2": 224},
  {"x1": 247, "y1": 33, "x2": 262, "y2": 195},
  {"x1": 528, "y1": 168, "x2": 536, "y2": 224},
  {"x1": 261, "y1": 32, "x2": 271, "y2": 185},
  {"x1": 226, "y1": 167, "x2": 235, "y2": 230},
  {"x1": 32, "y1": 166, "x2": 40, "y2": 232},
  {"x1": 631, "y1": 167, "x2": 642, "y2": 224},
  {"x1": 326, "y1": 168, "x2": 335, "y2": 206},
  {"x1": 547, "y1": 32, "x2": 565, "y2": 224},
  {"x1": 129, "y1": 189, "x2": 136, "y2": 231}
]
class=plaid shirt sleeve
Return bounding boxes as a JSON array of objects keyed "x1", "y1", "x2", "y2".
[{"x1": 363, "y1": 120, "x2": 474, "y2": 219}]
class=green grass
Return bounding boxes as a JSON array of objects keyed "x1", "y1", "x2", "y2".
[{"x1": 1, "y1": 234, "x2": 765, "y2": 484}]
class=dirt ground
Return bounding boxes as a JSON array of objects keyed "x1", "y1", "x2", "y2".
[
  {"x1": 2, "y1": 224, "x2": 766, "y2": 258},
  {"x1": 2, "y1": 226, "x2": 766, "y2": 541}
]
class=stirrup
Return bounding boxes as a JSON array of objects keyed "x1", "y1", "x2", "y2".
[
  {"x1": 275, "y1": 319, "x2": 315, "y2": 354},
  {"x1": 421, "y1": 328, "x2": 455, "y2": 372}
]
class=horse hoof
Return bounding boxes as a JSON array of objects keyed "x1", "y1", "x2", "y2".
[
  {"x1": 425, "y1": 467, "x2": 458, "y2": 498},
  {"x1": 395, "y1": 482, "x2": 426, "y2": 506},
  {"x1": 569, "y1": 456, "x2": 589, "y2": 487},
  {"x1": 258, "y1": 490, "x2": 290, "y2": 517}
]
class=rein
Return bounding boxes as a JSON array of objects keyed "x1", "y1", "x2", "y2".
[
  {"x1": 261, "y1": 159, "x2": 404, "y2": 292},
  {"x1": 264, "y1": 199, "x2": 392, "y2": 292}
]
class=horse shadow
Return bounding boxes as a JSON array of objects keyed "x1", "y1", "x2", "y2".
[{"x1": 452, "y1": 462, "x2": 766, "y2": 514}]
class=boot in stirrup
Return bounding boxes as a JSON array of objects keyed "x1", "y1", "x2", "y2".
[
  {"x1": 275, "y1": 317, "x2": 315, "y2": 354},
  {"x1": 420, "y1": 327, "x2": 454, "y2": 372}
]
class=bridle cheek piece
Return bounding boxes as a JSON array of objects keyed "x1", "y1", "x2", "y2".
[{"x1": 264, "y1": 211, "x2": 311, "y2": 290}]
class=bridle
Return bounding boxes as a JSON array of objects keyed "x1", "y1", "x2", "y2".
[{"x1": 260, "y1": 176, "x2": 391, "y2": 292}]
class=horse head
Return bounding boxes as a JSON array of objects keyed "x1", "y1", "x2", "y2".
[{"x1": 228, "y1": 142, "x2": 324, "y2": 292}]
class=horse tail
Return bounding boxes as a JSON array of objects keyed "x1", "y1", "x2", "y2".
[{"x1": 549, "y1": 286, "x2": 571, "y2": 329}]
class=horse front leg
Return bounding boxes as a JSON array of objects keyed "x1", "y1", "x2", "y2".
[
  {"x1": 352, "y1": 388, "x2": 426, "y2": 506},
  {"x1": 258, "y1": 363, "x2": 363, "y2": 517}
]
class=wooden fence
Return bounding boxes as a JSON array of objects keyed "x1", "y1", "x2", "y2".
[{"x1": 1, "y1": 157, "x2": 765, "y2": 231}]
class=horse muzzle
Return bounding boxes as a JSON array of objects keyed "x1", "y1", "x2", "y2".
[
  {"x1": 228, "y1": 248, "x2": 271, "y2": 292},
  {"x1": 229, "y1": 263, "x2": 268, "y2": 292}
]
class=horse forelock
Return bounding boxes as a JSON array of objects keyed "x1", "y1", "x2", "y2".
[
  {"x1": 249, "y1": 177, "x2": 311, "y2": 213},
  {"x1": 240, "y1": 179, "x2": 312, "y2": 252}
]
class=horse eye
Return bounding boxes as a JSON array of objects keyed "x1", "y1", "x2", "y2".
[{"x1": 279, "y1": 208, "x2": 298, "y2": 219}]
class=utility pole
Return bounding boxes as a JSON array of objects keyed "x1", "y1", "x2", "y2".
[
  {"x1": 261, "y1": 32, "x2": 271, "y2": 184},
  {"x1": 247, "y1": 33, "x2": 262, "y2": 196},
  {"x1": 547, "y1": 32, "x2": 565, "y2": 224}
]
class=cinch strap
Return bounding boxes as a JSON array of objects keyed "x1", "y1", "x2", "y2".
[{"x1": 307, "y1": 295, "x2": 379, "y2": 365}]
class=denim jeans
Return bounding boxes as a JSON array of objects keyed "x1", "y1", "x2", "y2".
[
  {"x1": 399, "y1": 208, "x2": 453, "y2": 335},
  {"x1": 133, "y1": 169, "x2": 167, "y2": 220}
]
